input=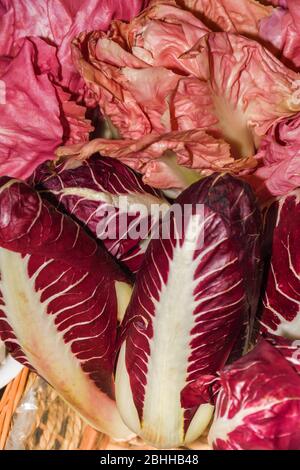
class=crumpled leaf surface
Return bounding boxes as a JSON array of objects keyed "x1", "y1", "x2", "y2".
[
  {"x1": 209, "y1": 338, "x2": 300, "y2": 450},
  {"x1": 56, "y1": 129, "x2": 235, "y2": 189},
  {"x1": 0, "y1": 37, "x2": 91, "y2": 179},
  {"x1": 259, "y1": 0, "x2": 300, "y2": 70},
  {"x1": 58, "y1": 20, "x2": 300, "y2": 189},
  {"x1": 0, "y1": 0, "x2": 147, "y2": 178},
  {"x1": 187, "y1": 32, "x2": 300, "y2": 155},
  {"x1": 0, "y1": 0, "x2": 148, "y2": 91},
  {"x1": 178, "y1": 0, "x2": 273, "y2": 37},
  {"x1": 246, "y1": 113, "x2": 300, "y2": 200}
]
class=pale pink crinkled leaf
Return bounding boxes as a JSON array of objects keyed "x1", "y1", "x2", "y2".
[
  {"x1": 58, "y1": 0, "x2": 149, "y2": 92},
  {"x1": 247, "y1": 114, "x2": 300, "y2": 200},
  {"x1": 178, "y1": 0, "x2": 273, "y2": 37},
  {"x1": 66, "y1": 32, "x2": 264, "y2": 187},
  {"x1": 56, "y1": 129, "x2": 241, "y2": 189},
  {"x1": 72, "y1": 33, "x2": 153, "y2": 139},
  {"x1": 63, "y1": 12, "x2": 300, "y2": 189},
  {"x1": 121, "y1": 1, "x2": 209, "y2": 75},
  {"x1": 70, "y1": 1, "x2": 209, "y2": 137},
  {"x1": 187, "y1": 32, "x2": 300, "y2": 156},
  {"x1": 172, "y1": 77, "x2": 218, "y2": 131},
  {"x1": 73, "y1": 31, "x2": 183, "y2": 138}
]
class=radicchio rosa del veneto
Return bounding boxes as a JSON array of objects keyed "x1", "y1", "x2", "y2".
[
  {"x1": 0, "y1": 178, "x2": 133, "y2": 439},
  {"x1": 260, "y1": 189, "x2": 300, "y2": 339},
  {"x1": 115, "y1": 174, "x2": 262, "y2": 448},
  {"x1": 209, "y1": 337, "x2": 300, "y2": 450},
  {"x1": 31, "y1": 155, "x2": 169, "y2": 275}
]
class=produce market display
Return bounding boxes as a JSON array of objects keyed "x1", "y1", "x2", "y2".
[{"x1": 0, "y1": 0, "x2": 300, "y2": 451}]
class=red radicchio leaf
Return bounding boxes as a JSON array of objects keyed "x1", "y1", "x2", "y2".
[
  {"x1": 259, "y1": 190, "x2": 300, "y2": 339},
  {"x1": 209, "y1": 338, "x2": 300, "y2": 450},
  {"x1": 30, "y1": 155, "x2": 169, "y2": 275},
  {"x1": 0, "y1": 177, "x2": 133, "y2": 439},
  {"x1": 115, "y1": 173, "x2": 262, "y2": 448}
]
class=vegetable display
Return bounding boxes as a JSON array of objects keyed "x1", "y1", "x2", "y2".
[
  {"x1": 0, "y1": 177, "x2": 132, "y2": 438},
  {"x1": 1, "y1": 0, "x2": 300, "y2": 452},
  {"x1": 31, "y1": 155, "x2": 169, "y2": 275},
  {"x1": 115, "y1": 174, "x2": 262, "y2": 448}
]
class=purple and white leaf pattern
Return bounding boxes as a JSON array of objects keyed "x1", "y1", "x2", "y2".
[
  {"x1": 116, "y1": 174, "x2": 262, "y2": 448},
  {"x1": 0, "y1": 177, "x2": 132, "y2": 439},
  {"x1": 31, "y1": 155, "x2": 169, "y2": 274},
  {"x1": 260, "y1": 190, "x2": 300, "y2": 339},
  {"x1": 209, "y1": 337, "x2": 300, "y2": 450}
]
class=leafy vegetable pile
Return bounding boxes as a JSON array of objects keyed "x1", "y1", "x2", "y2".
[{"x1": 0, "y1": 0, "x2": 300, "y2": 450}]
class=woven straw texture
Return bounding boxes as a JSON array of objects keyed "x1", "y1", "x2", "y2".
[{"x1": 0, "y1": 369, "x2": 211, "y2": 450}]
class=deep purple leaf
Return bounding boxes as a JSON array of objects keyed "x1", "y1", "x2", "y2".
[
  {"x1": 115, "y1": 173, "x2": 262, "y2": 448},
  {"x1": 30, "y1": 155, "x2": 168, "y2": 274},
  {"x1": 0, "y1": 177, "x2": 132, "y2": 438},
  {"x1": 260, "y1": 190, "x2": 300, "y2": 339},
  {"x1": 209, "y1": 337, "x2": 300, "y2": 450}
]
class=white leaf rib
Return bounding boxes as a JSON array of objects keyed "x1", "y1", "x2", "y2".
[
  {"x1": 44, "y1": 272, "x2": 90, "y2": 309},
  {"x1": 52, "y1": 212, "x2": 65, "y2": 242},
  {"x1": 194, "y1": 257, "x2": 238, "y2": 284},
  {"x1": 195, "y1": 279, "x2": 243, "y2": 304},
  {"x1": 271, "y1": 264, "x2": 300, "y2": 305},
  {"x1": 194, "y1": 296, "x2": 245, "y2": 318},
  {"x1": 71, "y1": 225, "x2": 81, "y2": 249},
  {"x1": 285, "y1": 235, "x2": 300, "y2": 281},
  {"x1": 59, "y1": 299, "x2": 108, "y2": 335},
  {"x1": 86, "y1": 161, "x2": 105, "y2": 192}
]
